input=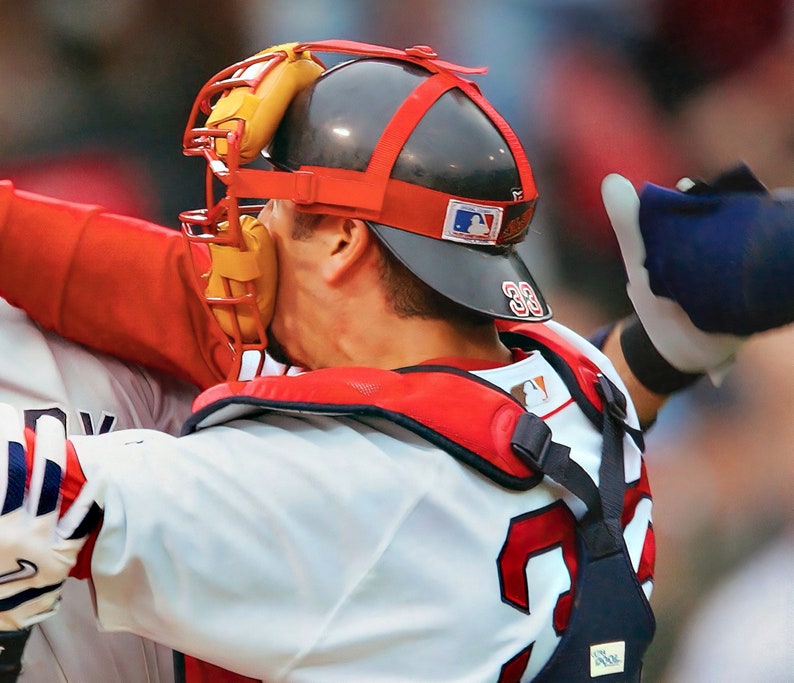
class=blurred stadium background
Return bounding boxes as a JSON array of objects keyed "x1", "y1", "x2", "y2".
[{"x1": 2, "y1": 2, "x2": 793, "y2": 679}]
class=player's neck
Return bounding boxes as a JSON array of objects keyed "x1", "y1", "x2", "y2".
[{"x1": 333, "y1": 314, "x2": 513, "y2": 370}]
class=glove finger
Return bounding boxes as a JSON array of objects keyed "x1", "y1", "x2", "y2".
[
  {"x1": 0, "y1": 404, "x2": 26, "y2": 515},
  {"x1": 26, "y1": 416, "x2": 65, "y2": 518}
]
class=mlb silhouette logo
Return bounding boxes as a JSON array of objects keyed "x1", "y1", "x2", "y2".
[{"x1": 442, "y1": 200, "x2": 503, "y2": 244}]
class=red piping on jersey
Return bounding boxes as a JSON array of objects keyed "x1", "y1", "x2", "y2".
[{"x1": 539, "y1": 397, "x2": 576, "y2": 421}]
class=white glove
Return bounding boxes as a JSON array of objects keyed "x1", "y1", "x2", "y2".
[
  {"x1": 601, "y1": 174, "x2": 745, "y2": 384},
  {"x1": 0, "y1": 404, "x2": 95, "y2": 631}
]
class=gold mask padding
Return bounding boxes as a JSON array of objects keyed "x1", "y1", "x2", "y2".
[
  {"x1": 205, "y1": 215, "x2": 278, "y2": 343},
  {"x1": 207, "y1": 43, "x2": 324, "y2": 163}
]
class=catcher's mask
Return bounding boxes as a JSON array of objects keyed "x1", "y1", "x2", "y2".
[{"x1": 180, "y1": 40, "x2": 550, "y2": 378}]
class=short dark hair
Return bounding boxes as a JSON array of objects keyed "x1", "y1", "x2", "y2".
[{"x1": 293, "y1": 210, "x2": 491, "y2": 327}]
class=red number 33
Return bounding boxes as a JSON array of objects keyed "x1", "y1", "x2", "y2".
[{"x1": 502, "y1": 281, "x2": 545, "y2": 318}]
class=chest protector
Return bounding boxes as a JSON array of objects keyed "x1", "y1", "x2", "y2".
[{"x1": 181, "y1": 322, "x2": 655, "y2": 682}]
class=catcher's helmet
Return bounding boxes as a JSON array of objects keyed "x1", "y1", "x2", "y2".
[
  {"x1": 269, "y1": 51, "x2": 550, "y2": 322},
  {"x1": 181, "y1": 41, "x2": 550, "y2": 374}
]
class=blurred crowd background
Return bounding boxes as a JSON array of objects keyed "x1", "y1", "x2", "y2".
[{"x1": 1, "y1": 1, "x2": 793, "y2": 680}]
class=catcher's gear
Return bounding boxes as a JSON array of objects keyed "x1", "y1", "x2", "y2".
[
  {"x1": 638, "y1": 164, "x2": 794, "y2": 336},
  {"x1": 180, "y1": 40, "x2": 548, "y2": 377},
  {"x1": 601, "y1": 174, "x2": 744, "y2": 384},
  {"x1": 0, "y1": 404, "x2": 99, "y2": 636},
  {"x1": 205, "y1": 42, "x2": 325, "y2": 164},
  {"x1": 203, "y1": 215, "x2": 278, "y2": 344}
]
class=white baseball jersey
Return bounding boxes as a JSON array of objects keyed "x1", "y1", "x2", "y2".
[
  {"x1": 0, "y1": 297, "x2": 199, "y2": 682},
  {"x1": 69, "y1": 321, "x2": 654, "y2": 682}
]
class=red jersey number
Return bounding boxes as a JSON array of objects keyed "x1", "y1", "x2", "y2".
[{"x1": 496, "y1": 501, "x2": 579, "y2": 682}]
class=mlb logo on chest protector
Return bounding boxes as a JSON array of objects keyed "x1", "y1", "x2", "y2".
[{"x1": 442, "y1": 200, "x2": 503, "y2": 244}]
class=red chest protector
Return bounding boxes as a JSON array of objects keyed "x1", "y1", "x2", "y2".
[{"x1": 177, "y1": 322, "x2": 654, "y2": 683}]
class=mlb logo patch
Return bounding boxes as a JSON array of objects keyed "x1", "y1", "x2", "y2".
[
  {"x1": 510, "y1": 375, "x2": 550, "y2": 411},
  {"x1": 442, "y1": 200, "x2": 503, "y2": 244}
]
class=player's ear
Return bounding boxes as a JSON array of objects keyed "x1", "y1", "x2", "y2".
[{"x1": 322, "y1": 217, "x2": 374, "y2": 284}]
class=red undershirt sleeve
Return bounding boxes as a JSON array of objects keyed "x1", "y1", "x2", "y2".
[{"x1": 0, "y1": 180, "x2": 231, "y2": 389}]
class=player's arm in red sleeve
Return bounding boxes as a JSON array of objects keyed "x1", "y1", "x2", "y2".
[{"x1": 0, "y1": 180, "x2": 231, "y2": 389}]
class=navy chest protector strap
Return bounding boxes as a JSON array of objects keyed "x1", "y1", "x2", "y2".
[{"x1": 183, "y1": 325, "x2": 654, "y2": 681}]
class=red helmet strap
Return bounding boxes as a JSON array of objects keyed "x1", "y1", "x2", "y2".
[{"x1": 365, "y1": 70, "x2": 460, "y2": 187}]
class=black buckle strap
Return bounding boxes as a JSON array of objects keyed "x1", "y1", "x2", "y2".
[
  {"x1": 511, "y1": 412, "x2": 619, "y2": 557},
  {"x1": 511, "y1": 414, "x2": 595, "y2": 507},
  {"x1": 511, "y1": 375, "x2": 640, "y2": 559},
  {"x1": 595, "y1": 374, "x2": 626, "y2": 421},
  {"x1": 593, "y1": 375, "x2": 632, "y2": 545},
  {"x1": 595, "y1": 374, "x2": 645, "y2": 450}
]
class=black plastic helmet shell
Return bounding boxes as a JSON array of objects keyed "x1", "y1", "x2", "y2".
[
  {"x1": 268, "y1": 57, "x2": 551, "y2": 322},
  {"x1": 269, "y1": 58, "x2": 522, "y2": 198}
]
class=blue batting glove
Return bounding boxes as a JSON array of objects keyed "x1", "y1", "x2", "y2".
[{"x1": 639, "y1": 164, "x2": 794, "y2": 336}]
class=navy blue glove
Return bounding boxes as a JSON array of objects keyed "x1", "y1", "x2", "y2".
[
  {"x1": 602, "y1": 174, "x2": 744, "y2": 383},
  {"x1": 639, "y1": 164, "x2": 794, "y2": 336}
]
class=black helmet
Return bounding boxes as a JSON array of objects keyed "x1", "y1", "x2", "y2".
[{"x1": 182, "y1": 41, "x2": 551, "y2": 324}]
